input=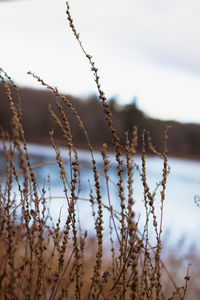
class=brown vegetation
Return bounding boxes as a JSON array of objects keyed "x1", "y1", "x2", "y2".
[{"x1": 0, "y1": 1, "x2": 198, "y2": 299}]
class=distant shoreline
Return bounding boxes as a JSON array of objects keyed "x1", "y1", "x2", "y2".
[{"x1": 1, "y1": 138, "x2": 200, "y2": 162}]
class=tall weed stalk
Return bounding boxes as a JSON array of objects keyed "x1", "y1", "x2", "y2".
[{"x1": 0, "y1": 2, "x2": 190, "y2": 299}]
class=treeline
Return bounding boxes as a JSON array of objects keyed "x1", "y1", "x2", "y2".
[{"x1": 0, "y1": 83, "x2": 200, "y2": 159}]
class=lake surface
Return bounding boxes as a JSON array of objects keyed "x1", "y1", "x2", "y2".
[{"x1": 0, "y1": 143, "x2": 200, "y2": 251}]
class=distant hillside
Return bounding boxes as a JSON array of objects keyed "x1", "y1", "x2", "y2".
[{"x1": 0, "y1": 83, "x2": 200, "y2": 159}]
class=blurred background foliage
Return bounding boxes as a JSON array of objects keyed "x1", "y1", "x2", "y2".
[{"x1": 1, "y1": 83, "x2": 200, "y2": 159}]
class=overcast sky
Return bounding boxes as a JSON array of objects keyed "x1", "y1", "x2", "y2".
[{"x1": 1, "y1": 0, "x2": 200, "y2": 123}]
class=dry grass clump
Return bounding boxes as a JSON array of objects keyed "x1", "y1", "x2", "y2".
[{"x1": 0, "y1": 2, "x2": 193, "y2": 299}]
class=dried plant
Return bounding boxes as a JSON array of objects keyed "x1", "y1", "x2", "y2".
[{"x1": 0, "y1": 2, "x2": 192, "y2": 299}]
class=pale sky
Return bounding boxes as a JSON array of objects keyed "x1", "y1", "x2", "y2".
[{"x1": 1, "y1": 0, "x2": 200, "y2": 123}]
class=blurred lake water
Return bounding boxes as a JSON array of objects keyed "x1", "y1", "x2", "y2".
[{"x1": 0, "y1": 143, "x2": 200, "y2": 250}]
